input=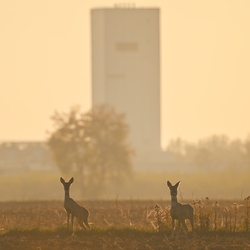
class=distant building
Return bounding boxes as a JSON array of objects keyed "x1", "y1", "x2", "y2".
[
  {"x1": 91, "y1": 7, "x2": 173, "y2": 171},
  {"x1": 0, "y1": 142, "x2": 57, "y2": 174}
]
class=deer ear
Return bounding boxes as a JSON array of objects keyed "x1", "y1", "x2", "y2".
[
  {"x1": 60, "y1": 177, "x2": 65, "y2": 184},
  {"x1": 175, "y1": 181, "x2": 181, "y2": 187},
  {"x1": 167, "y1": 181, "x2": 172, "y2": 188},
  {"x1": 69, "y1": 177, "x2": 74, "y2": 184}
]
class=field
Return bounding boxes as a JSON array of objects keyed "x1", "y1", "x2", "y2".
[{"x1": 0, "y1": 199, "x2": 250, "y2": 249}]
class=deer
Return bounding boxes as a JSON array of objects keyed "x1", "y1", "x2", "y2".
[
  {"x1": 60, "y1": 177, "x2": 90, "y2": 230},
  {"x1": 167, "y1": 181, "x2": 194, "y2": 236}
]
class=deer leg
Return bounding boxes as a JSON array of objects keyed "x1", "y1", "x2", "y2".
[
  {"x1": 67, "y1": 212, "x2": 70, "y2": 229},
  {"x1": 176, "y1": 219, "x2": 181, "y2": 237},
  {"x1": 71, "y1": 214, "x2": 74, "y2": 230},
  {"x1": 171, "y1": 218, "x2": 175, "y2": 236},
  {"x1": 189, "y1": 217, "x2": 194, "y2": 234},
  {"x1": 181, "y1": 219, "x2": 188, "y2": 234},
  {"x1": 76, "y1": 217, "x2": 87, "y2": 230},
  {"x1": 83, "y1": 217, "x2": 90, "y2": 229}
]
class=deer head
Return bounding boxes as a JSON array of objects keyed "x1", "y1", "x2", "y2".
[
  {"x1": 60, "y1": 177, "x2": 74, "y2": 191},
  {"x1": 167, "y1": 181, "x2": 180, "y2": 196}
]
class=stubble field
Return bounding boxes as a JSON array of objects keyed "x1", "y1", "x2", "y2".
[{"x1": 0, "y1": 199, "x2": 250, "y2": 250}]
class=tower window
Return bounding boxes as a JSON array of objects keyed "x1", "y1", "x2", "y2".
[{"x1": 116, "y1": 42, "x2": 138, "y2": 51}]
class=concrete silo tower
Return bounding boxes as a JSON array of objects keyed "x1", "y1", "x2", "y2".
[{"x1": 91, "y1": 7, "x2": 165, "y2": 170}]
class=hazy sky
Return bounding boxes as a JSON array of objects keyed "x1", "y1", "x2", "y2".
[{"x1": 1, "y1": 0, "x2": 250, "y2": 147}]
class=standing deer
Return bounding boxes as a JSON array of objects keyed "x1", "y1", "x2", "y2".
[
  {"x1": 167, "y1": 181, "x2": 194, "y2": 236},
  {"x1": 60, "y1": 177, "x2": 90, "y2": 230}
]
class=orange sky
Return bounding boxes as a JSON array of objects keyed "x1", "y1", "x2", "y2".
[{"x1": 0, "y1": 0, "x2": 250, "y2": 147}]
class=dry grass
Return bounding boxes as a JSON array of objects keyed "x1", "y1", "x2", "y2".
[
  {"x1": 1, "y1": 199, "x2": 250, "y2": 249},
  {"x1": 0, "y1": 198, "x2": 250, "y2": 231},
  {"x1": 0, "y1": 199, "x2": 162, "y2": 231}
]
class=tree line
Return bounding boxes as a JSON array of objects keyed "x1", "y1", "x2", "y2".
[
  {"x1": 167, "y1": 135, "x2": 250, "y2": 171},
  {"x1": 47, "y1": 104, "x2": 250, "y2": 198}
]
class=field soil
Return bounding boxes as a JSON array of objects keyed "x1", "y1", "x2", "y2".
[{"x1": 1, "y1": 230, "x2": 250, "y2": 250}]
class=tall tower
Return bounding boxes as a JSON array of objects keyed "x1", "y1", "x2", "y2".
[{"x1": 91, "y1": 7, "x2": 161, "y2": 161}]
